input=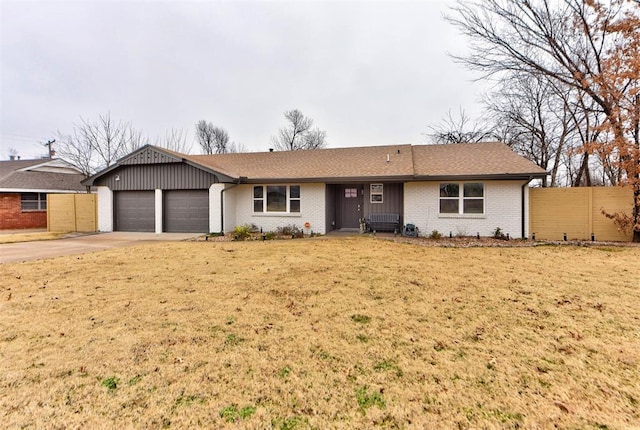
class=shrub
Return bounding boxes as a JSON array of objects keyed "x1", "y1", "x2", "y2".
[
  {"x1": 493, "y1": 227, "x2": 508, "y2": 240},
  {"x1": 428, "y1": 230, "x2": 442, "y2": 239},
  {"x1": 277, "y1": 224, "x2": 303, "y2": 238},
  {"x1": 233, "y1": 224, "x2": 253, "y2": 241}
]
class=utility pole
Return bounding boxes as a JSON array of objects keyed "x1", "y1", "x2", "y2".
[{"x1": 44, "y1": 139, "x2": 56, "y2": 159}]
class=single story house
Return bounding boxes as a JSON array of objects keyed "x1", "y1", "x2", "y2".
[
  {"x1": 0, "y1": 157, "x2": 86, "y2": 230},
  {"x1": 82, "y1": 142, "x2": 546, "y2": 238}
]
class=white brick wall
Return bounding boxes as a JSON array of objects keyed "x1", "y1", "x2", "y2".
[
  {"x1": 155, "y1": 189, "x2": 163, "y2": 234},
  {"x1": 404, "y1": 180, "x2": 530, "y2": 238},
  {"x1": 224, "y1": 183, "x2": 326, "y2": 234},
  {"x1": 96, "y1": 186, "x2": 113, "y2": 232}
]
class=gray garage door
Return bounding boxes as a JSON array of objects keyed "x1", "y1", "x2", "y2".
[
  {"x1": 164, "y1": 190, "x2": 209, "y2": 233},
  {"x1": 114, "y1": 191, "x2": 155, "y2": 232}
]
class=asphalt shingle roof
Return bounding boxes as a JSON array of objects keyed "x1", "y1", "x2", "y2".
[
  {"x1": 0, "y1": 159, "x2": 85, "y2": 191},
  {"x1": 411, "y1": 142, "x2": 547, "y2": 178},
  {"x1": 179, "y1": 142, "x2": 546, "y2": 181},
  {"x1": 184, "y1": 144, "x2": 416, "y2": 181}
]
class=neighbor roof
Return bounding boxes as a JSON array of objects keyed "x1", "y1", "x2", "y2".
[{"x1": 0, "y1": 159, "x2": 85, "y2": 192}]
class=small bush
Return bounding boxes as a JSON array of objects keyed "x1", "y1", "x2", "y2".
[
  {"x1": 456, "y1": 226, "x2": 469, "y2": 237},
  {"x1": 277, "y1": 224, "x2": 303, "y2": 238},
  {"x1": 493, "y1": 227, "x2": 508, "y2": 240},
  {"x1": 428, "y1": 230, "x2": 442, "y2": 239},
  {"x1": 233, "y1": 224, "x2": 253, "y2": 241}
]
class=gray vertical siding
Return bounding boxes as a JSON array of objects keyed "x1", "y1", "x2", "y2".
[
  {"x1": 325, "y1": 185, "x2": 337, "y2": 232},
  {"x1": 96, "y1": 163, "x2": 219, "y2": 190},
  {"x1": 364, "y1": 182, "x2": 403, "y2": 216},
  {"x1": 121, "y1": 147, "x2": 181, "y2": 165}
]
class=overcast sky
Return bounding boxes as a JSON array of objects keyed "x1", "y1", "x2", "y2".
[{"x1": 0, "y1": 0, "x2": 488, "y2": 160}]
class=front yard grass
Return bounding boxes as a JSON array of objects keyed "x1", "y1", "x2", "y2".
[
  {"x1": 1, "y1": 237, "x2": 638, "y2": 428},
  {"x1": 0, "y1": 231, "x2": 68, "y2": 244}
]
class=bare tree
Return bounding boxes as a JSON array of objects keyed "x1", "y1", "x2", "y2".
[
  {"x1": 227, "y1": 141, "x2": 249, "y2": 153},
  {"x1": 55, "y1": 112, "x2": 142, "y2": 177},
  {"x1": 195, "y1": 120, "x2": 230, "y2": 154},
  {"x1": 157, "y1": 128, "x2": 193, "y2": 154},
  {"x1": 271, "y1": 109, "x2": 327, "y2": 150},
  {"x1": 448, "y1": 0, "x2": 640, "y2": 240},
  {"x1": 484, "y1": 73, "x2": 579, "y2": 187},
  {"x1": 426, "y1": 108, "x2": 496, "y2": 144}
]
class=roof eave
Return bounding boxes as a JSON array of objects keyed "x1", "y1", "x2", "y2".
[
  {"x1": 413, "y1": 172, "x2": 548, "y2": 181},
  {"x1": 0, "y1": 187, "x2": 87, "y2": 193},
  {"x1": 241, "y1": 175, "x2": 415, "y2": 184}
]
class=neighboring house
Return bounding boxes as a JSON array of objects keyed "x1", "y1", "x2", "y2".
[
  {"x1": 0, "y1": 158, "x2": 86, "y2": 230},
  {"x1": 82, "y1": 142, "x2": 546, "y2": 238}
]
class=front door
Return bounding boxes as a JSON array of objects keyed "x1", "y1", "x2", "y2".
[{"x1": 338, "y1": 185, "x2": 363, "y2": 229}]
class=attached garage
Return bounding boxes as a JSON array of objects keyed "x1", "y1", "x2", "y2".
[
  {"x1": 114, "y1": 191, "x2": 155, "y2": 232},
  {"x1": 163, "y1": 190, "x2": 209, "y2": 233},
  {"x1": 82, "y1": 145, "x2": 232, "y2": 233}
]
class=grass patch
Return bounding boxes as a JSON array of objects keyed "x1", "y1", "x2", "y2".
[
  {"x1": 0, "y1": 231, "x2": 68, "y2": 244},
  {"x1": 101, "y1": 376, "x2": 119, "y2": 391},
  {"x1": 1, "y1": 237, "x2": 639, "y2": 428},
  {"x1": 355, "y1": 385, "x2": 386, "y2": 412},
  {"x1": 351, "y1": 314, "x2": 371, "y2": 324},
  {"x1": 219, "y1": 404, "x2": 256, "y2": 422}
]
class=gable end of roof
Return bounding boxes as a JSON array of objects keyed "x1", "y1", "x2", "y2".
[{"x1": 120, "y1": 145, "x2": 183, "y2": 166}]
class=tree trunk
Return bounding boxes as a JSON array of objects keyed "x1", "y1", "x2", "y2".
[{"x1": 634, "y1": 189, "x2": 640, "y2": 243}]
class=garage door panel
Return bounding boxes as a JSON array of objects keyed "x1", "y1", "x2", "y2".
[
  {"x1": 115, "y1": 191, "x2": 155, "y2": 232},
  {"x1": 164, "y1": 190, "x2": 209, "y2": 233}
]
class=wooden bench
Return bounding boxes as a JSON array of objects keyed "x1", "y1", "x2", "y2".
[{"x1": 366, "y1": 213, "x2": 400, "y2": 233}]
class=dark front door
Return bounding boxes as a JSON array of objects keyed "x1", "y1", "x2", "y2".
[{"x1": 338, "y1": 185, "x2": 363, "y2": 229}]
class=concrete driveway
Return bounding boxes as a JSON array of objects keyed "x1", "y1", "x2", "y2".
[{"x1": 0, "y1": 232, "x2": 202, "y2": 264}]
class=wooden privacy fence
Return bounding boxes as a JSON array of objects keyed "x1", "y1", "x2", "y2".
[
  {"x1": 47, "y1": 193, "x2": 97, "y2": 232},
  {"x1": 530, "y1": 187, "x2": 633, "y2": 242}
]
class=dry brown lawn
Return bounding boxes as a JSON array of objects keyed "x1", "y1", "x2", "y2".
[
  {"x1": 0, "y1": 231, "x2": 68, "y2": 244},
  {"x1": 1, "y1": 237, "x2": 639, "y2": 429}
]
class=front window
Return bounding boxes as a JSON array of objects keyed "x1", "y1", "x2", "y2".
[
  {"x1": 439, "y1": 183, "x2": 484, "y2": 215},
  {"x1": 370, "y1": 184, "x2": 383, "y2": 203},
  {"x1": 253, "y1": 185, "x2": 301, "y2": 213},
  {"x1": 21, "y1": 193, "x2": 47, "y2": 211}
]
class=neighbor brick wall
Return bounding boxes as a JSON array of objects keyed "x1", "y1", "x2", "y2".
[
  {"x1": 0, "y1": 193, "x2": 47, "y2": 230},
  {"x1": 403, "y1": 181, "x2": 529, "y2": 239}
]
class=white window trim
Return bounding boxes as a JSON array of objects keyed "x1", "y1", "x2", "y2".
[
  {"x1": 370, "y1": 184, "x2": 383, "y2": 204},
  {"x1": 21, "y1": 192, "x2": 47, "y2": 212},
  {"x1": 252, "y1": 185, "x2": 301, "y2": 214},
  {"x1": 438, "y1": 182, "x2": 485, "y2": 217}
]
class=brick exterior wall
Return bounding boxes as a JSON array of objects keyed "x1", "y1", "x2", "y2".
[
  {"x1": 0, "y1": 193, "x2": 47, "y2": 230},
  {"x1": 403, "y1": 180, "x2": 529, "y2": 239},
  {"x1": 229, "y1": 183, "x2": 326, "y2": 234}
]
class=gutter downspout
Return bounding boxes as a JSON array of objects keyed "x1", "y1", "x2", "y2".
[
  {"x1": 521, "y1": 177, "x2": 533, "y2": 239},
  {"x1": 219, "y1": 177, "x2": 245, "y2": 234}
]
